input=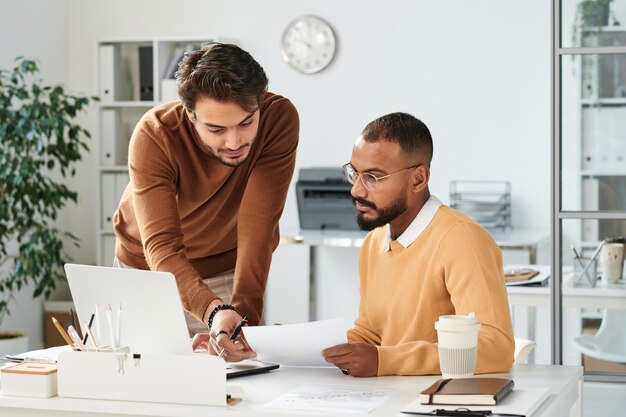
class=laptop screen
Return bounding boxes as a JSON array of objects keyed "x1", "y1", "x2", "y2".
[{"x1": 64, "y1": 264, "x2": 193, "y2": 356}]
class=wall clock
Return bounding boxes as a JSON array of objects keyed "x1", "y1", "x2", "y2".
[{"x1": 280, "y1": 15, "x2": 336, "y2": 74}]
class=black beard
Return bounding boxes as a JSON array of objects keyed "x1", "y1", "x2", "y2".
[{"x1": 355, "y1": 195, "x2": 407, "y2": 231}]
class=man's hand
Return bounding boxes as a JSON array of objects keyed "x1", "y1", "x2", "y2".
[
  {"x1": 193, "y1": 309, "x2": 256, "y2": 362},
  {"x1": 322, "y1": 342, "x2": 378, "y2": 377}
]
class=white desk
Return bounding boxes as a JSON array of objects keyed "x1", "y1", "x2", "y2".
[
  {"x1": 281, "y1": 228, "x2": 549, "y2": 263},
  {"x1": 507, "y1": 280, "x2": 626, "y2": 365},
  {"x1": 0, "y1": 364, "x2": 582, "y2": 417},
  {"x1": 279, "y1": 228, "x2": 549, "y2": 321}
]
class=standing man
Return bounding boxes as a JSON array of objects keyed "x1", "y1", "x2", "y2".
[
  {"x1": 322, "y1": 112, "x2": 513, "y2": 376},
  {"x1": 113, "y1": 43, "x2": 299, "y2": 360}
]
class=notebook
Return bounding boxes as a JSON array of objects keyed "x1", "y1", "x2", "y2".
[
  {"x1": 402, "y1": 386, "x2": 550, "y2": 416},
  {"x1": 419, "y1": 377, "x2": 514, "y2": 405},
  {"x1": 63, "y1": 264, "x2": 280, "y2": 378}
]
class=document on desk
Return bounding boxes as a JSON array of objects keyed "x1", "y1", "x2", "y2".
[
  {"x1": 263, "y1": 383, "x2": 400, "y2": 414},
  {"x1": 242, "y1": 318, "x2": 347, "y2": 366},
  {"x1": 504, "y1": 264, "x2": 551, "y2": 286},
  {"x1": 3, "y1": 345, "x2": 71, "y2": 363}
]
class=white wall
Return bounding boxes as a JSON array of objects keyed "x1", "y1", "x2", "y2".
[
  {"x1": 2, "y1": 0, "x2": 551, "y2": 346},
  {"x1": 61, "y1": 0, "x2": 551, "y2": 250}
]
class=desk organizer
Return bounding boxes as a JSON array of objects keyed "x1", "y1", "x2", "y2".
[
  {"x1": 1, "y1": 362, "x2": 58, "y2": 398},
  {"x1": 450, "y1": 181, "x2": 511, "y2": 230},
  {"x1": 57, "y1": 351, "x2": 226, "y2": 406}
]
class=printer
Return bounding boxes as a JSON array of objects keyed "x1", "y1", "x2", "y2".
[{"x1": 296, "y1": 167, "x2": 360, "y2": 230}]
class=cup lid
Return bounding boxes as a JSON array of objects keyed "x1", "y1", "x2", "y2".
[{"x1": 435, "y1": 312, "x2": 481, "y2": 332}]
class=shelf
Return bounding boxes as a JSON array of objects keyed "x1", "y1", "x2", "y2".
[
  {"x1": 581, "y1": 170, "x2": 626, "y2": 176},
  {"x1": 581, "y1": 98, "x2": 626, "y2": 106},
  {"x1": 100, "y1": 165, "x2": 128, "y2": 173},
  {"x1": 99, "y1": 101, "x2": 156, "y2": 108}
]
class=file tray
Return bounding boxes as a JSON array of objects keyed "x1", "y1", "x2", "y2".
[{"x1": 57, "y1": 351, "x2": 226, "y2": 406}]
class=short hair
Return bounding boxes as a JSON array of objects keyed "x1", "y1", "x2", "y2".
[
  {"x1": 176, "y1": 43, "x2": 268, "y2": 113},
  {"x1": 361, "y1": 112, "x2": 433, "y2": 164}
]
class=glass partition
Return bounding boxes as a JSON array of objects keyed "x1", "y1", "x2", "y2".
[{"x1": 561, "y1": 219, "x2": 626, "y2": 376}]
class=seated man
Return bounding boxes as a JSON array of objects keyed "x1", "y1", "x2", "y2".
[{"x1": 322, "y1": 112, "x2": 514, "y2": 377}]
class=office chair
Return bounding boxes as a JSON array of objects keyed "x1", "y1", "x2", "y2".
[
  {"x1": 573, "y1": 309, "x2": 626, "y2": 364},
  {"x1": 514, "y1": 337, "x2": 537, "y2": 365}
]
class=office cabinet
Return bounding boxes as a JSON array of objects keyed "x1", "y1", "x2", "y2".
[{"x1": 95, "y1": 37, "x2": 234, "y2": 265}]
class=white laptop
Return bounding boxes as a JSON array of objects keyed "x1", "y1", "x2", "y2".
[
  {"x1": 64, "y1": 264, "x2": 280, "y2": 378},
  {"x1": 64, "y1": 264, "x2": 193, "y2": 355}
]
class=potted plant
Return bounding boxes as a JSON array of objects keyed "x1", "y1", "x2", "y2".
[
  {"x1": 0, "y1": 57, "x2": 97, "y2": 355},
  {"x1": 572, "y1": 0, "x2": 620, "y2": 47}
]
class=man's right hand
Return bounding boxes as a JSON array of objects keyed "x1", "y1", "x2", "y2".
[{"x1": 192, "y1": 310, "x2": 256, "y2": 362}]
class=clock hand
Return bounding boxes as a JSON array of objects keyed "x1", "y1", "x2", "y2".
[{"x1": 292, "y1": 28, "x2": 313, "y2": 49}]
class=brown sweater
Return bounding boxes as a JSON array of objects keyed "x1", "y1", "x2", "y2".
[{"x1": 113, "y1": 93, "x2": 299, "y2": 325}]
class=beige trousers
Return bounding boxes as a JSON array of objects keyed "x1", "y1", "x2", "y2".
[{"x1": 112, "y1": 258, "x2": 234, "y2": 336}]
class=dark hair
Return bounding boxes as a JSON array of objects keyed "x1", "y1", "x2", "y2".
[
  {"x1": 361, "y1": 112, "x2": 433, "y2": 164},
  {"x1": 176, "y1": 43, "x2": 268, "y2": 112}
]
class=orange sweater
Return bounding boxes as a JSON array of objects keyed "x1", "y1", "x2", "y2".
[
  {"x1": 347, "y1": 205, "x2": 514, "y2": 376},
  {"x1": 113, "y1": 93, "x2": 299, "y2": 325}
]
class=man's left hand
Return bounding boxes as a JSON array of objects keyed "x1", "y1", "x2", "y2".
[{"x1": 322, "y1": 342, "x2": 378, "y2": 377}]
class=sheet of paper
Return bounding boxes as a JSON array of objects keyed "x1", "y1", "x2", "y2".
[
  {"x1": 263, "y1": 383, "x2": 399, "y2": 414},
  {"x1": 242, "y1": 318, "x2": 347, "y2": 366},
  {"x1": 3, "y1": 345, "x2": 71, "y2": 363}
]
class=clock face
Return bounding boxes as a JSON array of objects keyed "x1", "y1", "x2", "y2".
[{"x1": 281, "y1": 16, "x2": 336, "y2": 74}]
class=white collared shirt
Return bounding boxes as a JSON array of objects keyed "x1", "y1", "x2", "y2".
[{"x1": 384, "y1": 195, "x2": 442, "y2": 251}]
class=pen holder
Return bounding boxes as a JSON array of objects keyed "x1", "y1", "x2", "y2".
[
  {"x1": 57, "y1": 351, "x2": 227, "y2": 406},
  {"x1": 573, "y1": 255, "x2": 598, "y2": 287}
]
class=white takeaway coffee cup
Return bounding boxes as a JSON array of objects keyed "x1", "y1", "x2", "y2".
[{"x1": 435, "y1": 312, "x2": 481, "y2": 379}]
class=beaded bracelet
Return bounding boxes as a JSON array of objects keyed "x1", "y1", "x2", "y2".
[{"x1": 207, "y1": 303, "x2": 236, "y2": 330}]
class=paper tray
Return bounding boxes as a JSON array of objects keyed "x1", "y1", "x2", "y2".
[{"x1": 57, "y1": 351, "x2": 227, "y2": 406}]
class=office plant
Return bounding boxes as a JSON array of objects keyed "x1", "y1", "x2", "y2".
[
  {"x1": 572, "y1": 0, "x2": 620, "y2": 47},
  {"x1": 0, "y1": 57, "x2": 97, "y2": 339}
]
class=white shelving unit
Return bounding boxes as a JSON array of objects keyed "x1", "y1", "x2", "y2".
[
  {"x1": 579, "y1": 28, "x2": 626, "y2": 242},
  {"x1": 95, "y1": 37, "x2": 234, "y2": 266}
]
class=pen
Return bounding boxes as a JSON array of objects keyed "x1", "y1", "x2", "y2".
[
  {"x1": 570, "y1": 244, "x2": 593, "y2": 283},
  {"x1": 51, "y1": 316, "x2": 78, "y2": 351},
  {"x1": 106, "y1": 303, "x2": 117, "y2": 351},
  {"x1": 95, "y1": 303, "x2": 101, "y2": 343},
  {"x1": 82, "y1": 309, "x2": 96, "y2": 344},
  {"x1": 116, "y1": 303, "x2": 122, "y2": 347},
  {"x1": 67, "y1": 325, "x2": 86, "y2": 351},
  {"x1": 576, "y1": 240, "x2": 605, "y2": 285},
  {"x1": 84, "y1": 321, "x2": 99, "y2": 350},
  {"x1": 218, "y1": 316, "x2": 248, "y2": 359},
  {"x1": 69, "y1": 307, "x2": 76, "y2": 331},
  {"x1": 403, "y1": 409, "x2": 524, "y2": 417}
]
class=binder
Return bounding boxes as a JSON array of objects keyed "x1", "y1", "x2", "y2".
[
  {"x1": 101, "y1": 174, "x2": 116, "y2": 229},
  {"x1": 58, "y1": 351, "x2": 227, "y2": 406},
  {"x1": 98, "y1": 45, "x2": 121, "y2": 103},
  {"x1": 100, "y1": 109, "x2": 126, "y2": 165},
  {"x1": 138, "y1": 46, "x2": 154, "y2": 101}
]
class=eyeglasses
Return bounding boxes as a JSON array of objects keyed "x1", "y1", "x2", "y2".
[{"x1": 342, "y1": 163, "x2": 418, "y2": 191}]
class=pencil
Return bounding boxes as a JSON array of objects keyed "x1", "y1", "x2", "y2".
[
  {"x1": 107, "y1": 303, "x2": 117, "y2": 351},
  {"x1": 82, "y1": 309, "x2": 96, "y2": 345},
  {"x1": 51, "y1": 316, "x2": 78, "y2": 351}
]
